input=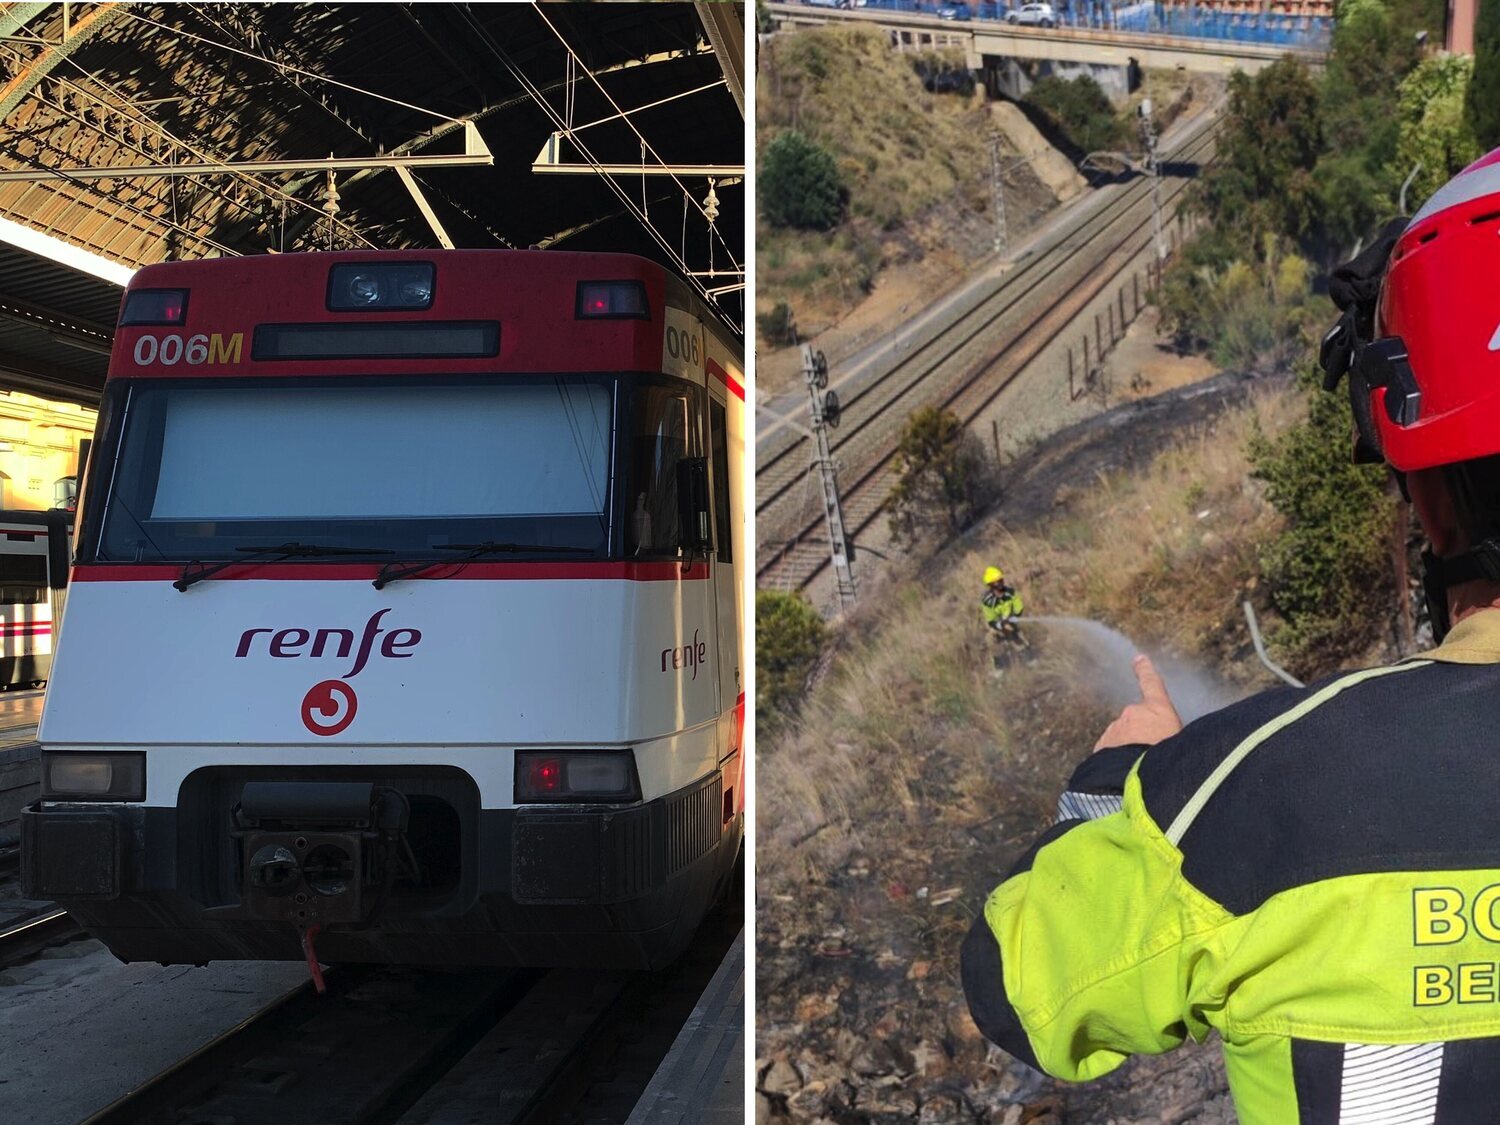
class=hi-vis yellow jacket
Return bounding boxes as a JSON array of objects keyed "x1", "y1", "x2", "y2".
[
  {"x1": 982, "y1": 585, "x2": 1023, "y2": 626},
  {"x1": 962, "y1": 610, "x2": 1500, "y2": 1124}
]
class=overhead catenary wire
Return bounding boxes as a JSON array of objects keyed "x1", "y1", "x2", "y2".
[
  {"x1": 528, "y1": 3, "x2": 742, "y2": 276},
  {"x1": 34, "y1": 53, "x2": 380, "y2": 250},
  {"x1": 458, "y1": 7, "x2": 739, "y2": 324},
  {"x1": 118, "y1": 9, "x2": 457, "y2": 123}
]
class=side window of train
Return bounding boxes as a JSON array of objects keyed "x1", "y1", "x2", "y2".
[
  {"x1": 0, "y1": 552, "x2": 46, "y2": 605},
  {"x1": 628, "y1": 385, "x2": 691, "y2": 557},
  {"x1": 710, "y1": 400, "x2": 732, "y2": 564}
]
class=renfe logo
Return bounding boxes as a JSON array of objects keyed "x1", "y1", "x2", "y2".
[
  {"x1": 302, "y1": 680, "x2": 357, "y2": 737},
  {"x1": 662, "y1": 629, "x2": 708, "y2": 681},
  {"x1": 235, "y1": 609, "x2": 422, "y2": 678}
]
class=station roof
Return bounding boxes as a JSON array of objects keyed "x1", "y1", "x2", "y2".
[{"x1": 0, "y1": 1, "x2": 746, "y2": 404}]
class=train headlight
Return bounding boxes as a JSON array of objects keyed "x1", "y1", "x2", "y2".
[
  {"x1": 347, "y1": 273, "x2": 383, "y2": 305},
  {"x1": 42, "y1": 752, "x2": 145, "y2": 802},
  {"x1": 327, "y1": 263, "x2": 436, "y2": 311},
  {"x1": 398, "y1": 274, "x2": 434, "y2": 306},
  {"x1": 515, "y1": 750, "x2": 641, "y2": 803}
]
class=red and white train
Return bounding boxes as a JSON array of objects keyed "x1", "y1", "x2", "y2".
[
  {"x1": 22, "y1": 250, "x2": 745, "y2": 969},
  {"x1": 0, "y1": 509, "x2": 71, "y2": 689}
]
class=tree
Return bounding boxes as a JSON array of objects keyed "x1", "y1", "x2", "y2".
[
  {"x1": 887, "y1": 406, "x2": 994, "y2": 544},
  {"x1": 760, "y1": 130, "x2": 844, "y2": 230},
  {"x1": 1468, "y1": 0, "x2": 1500, "y2": 150},
  {"x1": 1023, "y1": 75, "x2": 1128, "y2": 159},
  {"x1": 756, "y1": 590, "x2": 828, "y2": 732},
  {"x1": 1249, "y1": 363, "x2": 1398, "y2": 667},
  {"x1": 1197, "y1": 59, "x2": 1323, "y2": 258},
  {"x1": 1393, "y1": 54, "x2": 1483, "y2": 209}
]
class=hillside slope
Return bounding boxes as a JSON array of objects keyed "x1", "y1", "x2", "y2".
[
  {"x1": 754, "y1": 370, "x2": 1364, "y2": 1123},
  {"x1": 755, "y1": 28, "x2": 1057, "y2": 388}
]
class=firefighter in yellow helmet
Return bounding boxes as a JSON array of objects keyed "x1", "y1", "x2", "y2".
[{"x1": 981, "y1": 565, "x2": 1024, "y2": 641}]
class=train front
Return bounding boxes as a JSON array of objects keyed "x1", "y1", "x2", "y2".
[{"x1": 22, "y1": 251, "x2": 745, "y2": 969}]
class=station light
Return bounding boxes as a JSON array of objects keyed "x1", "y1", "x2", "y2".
[
  {"x1": 327, "y1": 262, "x2": 435, "y2": 311},
  {"x1": 575, "y1": 281, "x2": 650, "y2": 320},
  {"x1": 119, "y1": 288, "x2": 188, "y2": 326},
  {"x1": 515, "y1": 749, "x2": 641, "y2": 803},
  {"x1": 42, "y1": 751, "x2": 145, "y2": 802}
]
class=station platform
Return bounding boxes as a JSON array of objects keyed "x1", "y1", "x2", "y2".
[
  {"x1": 0, "y1": 691, "x2": 43, "y2": 841},
  {"x1": 627, "y1": 928, "x2": 745, "y2": 1124}
]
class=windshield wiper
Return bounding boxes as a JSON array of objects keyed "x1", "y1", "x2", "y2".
[
  {"x1": 372, "y1": 541, "x2": 591, "y2": 590},
  {"x1": 174, "y1": 543, "x2": 395, "y2": 592}
]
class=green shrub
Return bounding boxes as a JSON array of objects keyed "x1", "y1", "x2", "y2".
[
  {"x1": 1393, "y1": 54, "x2": 1482, "y2": 210},
  {"x1": 757, "y1": 301, "x2": 798, "y2": 348},
  {"x1": 1249, "y1": 364, "x2": 1398, "y2": 667},
  {"x1": 1467, "y1": 0, "x2": 1500, "y2": 150},
  {"x1": 912, "y1": 51, "x2": 975, "y2": 96},
  {"x1": 1023, "y1": 75, "x2": 1129, "y2": 158},
  {"x1": 760, "y1": 130, "x2": 844, "y2": 230},
  {"x1": 1157, "y1": 236, "x2": 1316, "y2": 370},
  {"x1": 887, "y1": 406, "x2": 995, "y2": 545},
  {"x1": 756, "y1": 589, "x2": 828, "y2": 731}
]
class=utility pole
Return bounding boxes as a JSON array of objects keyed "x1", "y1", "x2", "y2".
[
  {"x1": 1139, "y1": 98, "x2": 1165, "y2": 265},
  {"x1": 990, "y1": 133, "x2": 1007, "y2": 254},
  {"x1": 802, "y1": 344, "x2": 857, "y2": 611}
]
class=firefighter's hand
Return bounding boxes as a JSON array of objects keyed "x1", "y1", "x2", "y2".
[{"x1": 1094, "y1": 655, "x2": 1183, "y2": 750}]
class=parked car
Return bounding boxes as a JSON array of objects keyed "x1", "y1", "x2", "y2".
[{"x1": 1006, "y1": 2, "x2": 1058, "y2": 26}]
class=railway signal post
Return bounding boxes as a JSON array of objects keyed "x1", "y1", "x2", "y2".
[
  {"x1": 1140, "y1": 98, "x2": 1165, "y2": 265},
  {"x1": 991, "y1": 133, "x2": 1007, "y2": 255},
  {"x1": 802, "y1": 344, "x2": 857, "y2": 612}
]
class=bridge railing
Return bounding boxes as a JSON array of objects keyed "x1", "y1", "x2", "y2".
[{"x1": 847, "y1": 0, "x2": 1331, "y2": 50}]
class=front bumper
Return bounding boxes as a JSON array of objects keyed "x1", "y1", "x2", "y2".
[{"x1": 21, "y1": 769, "x2": 738, "y2": 968}]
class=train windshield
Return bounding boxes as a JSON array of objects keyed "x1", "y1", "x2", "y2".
[{"x1": 90, "y1": 375, "x2": 618, "y2": 562}]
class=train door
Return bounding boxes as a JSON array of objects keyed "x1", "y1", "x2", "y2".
[{"x1": 709, "y1": 390, "x2": 740, "y2": 779}]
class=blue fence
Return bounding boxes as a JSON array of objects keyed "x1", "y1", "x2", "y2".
[{"x1": 852, "y1": 0, "x2": 1332, "y2": 50}]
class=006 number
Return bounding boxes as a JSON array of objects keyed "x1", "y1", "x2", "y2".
[{"x1": 132, "y1": 332, "x2": 244, "y2": 367}]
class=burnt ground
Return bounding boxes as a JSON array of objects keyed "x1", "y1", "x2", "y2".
[
  {"x1": 996, "y1": 369, "x2": 1278, "y2": 527},
  {"x1": 757, "y1": 370, "x2": 1294, "y2": 1125}
]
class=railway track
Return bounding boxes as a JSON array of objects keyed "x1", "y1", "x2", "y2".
[
  {"x1": 81, "y1": 897, "x2": 741, "y2": 1125},
  {"x1": 756, "y1": 107, "x2": 1222, "y2": 593},
  {"x1": 0, "y1": 907, "x2": 84, "y2": 968}
]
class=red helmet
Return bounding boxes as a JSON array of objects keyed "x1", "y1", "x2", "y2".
[
  {"x1": 1321, "y1": 149, "x2": 1500, "y2": 640},
  {"x1": 1329, "y1": 149, "x2": 1500, "y2": 472}
]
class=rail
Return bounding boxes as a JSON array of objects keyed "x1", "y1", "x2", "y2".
[{"x1": 757, "y1": 109, "x2": 1220, "y2": 593}]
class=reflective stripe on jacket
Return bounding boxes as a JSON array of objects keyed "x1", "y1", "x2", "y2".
[
  {"x1": 961, "y1": 609, "x2": 1500, "y2": 1124},
  {"x1": 982, "y1": 587, "x2": 1023, "y2": 624}
]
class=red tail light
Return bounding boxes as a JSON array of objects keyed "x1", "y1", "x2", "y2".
[
  {"x1": 119, "y1": 288, "x2": 188, "y2": 326},
  {"x1": 515, "y1": 749, "x2": 641, "y2": 803},
  {"x1": 575, "y1": 281, "x2": 649, "y2": 320}
]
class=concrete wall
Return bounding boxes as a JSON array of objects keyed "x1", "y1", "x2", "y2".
[{"x1": 983, "y1": 56, "x2": 1135, "y2": 100}]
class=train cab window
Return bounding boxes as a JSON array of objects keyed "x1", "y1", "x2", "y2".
[
  {"x1": 710, "y1": 400, "x2": 732, "y2": 563},
  {"x1": 0, "y1": 553, "x2": 46, "y2": 605},
  {"x1": 87, "y1": 375, "x2": 614, "y2": 563},
  {"x1": 625, "y1": 382, "x2": 704, "y2": 558}
]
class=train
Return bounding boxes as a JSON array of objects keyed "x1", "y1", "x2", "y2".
[
  {"x1": 0, "y1": 509, "x2": 72, "y2": 690},
  {"x1": 22, "y1": 250, "x2": 745, "y2": 971}
]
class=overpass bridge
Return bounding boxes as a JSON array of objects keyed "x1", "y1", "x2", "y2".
[{"x1": 766, "y1": 3, "x2": 1326, "y2": 80}]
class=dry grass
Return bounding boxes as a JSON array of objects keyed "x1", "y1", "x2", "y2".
[
  {"x1": 757, "y1": 384, "x2": 1302, "y2": 891},
  {"x1": 1001, "y1": 386, "x2": 1302, "y2": 660},
  {"x1": 755, "y1": 27, "x2": 994, "y2": 344}
]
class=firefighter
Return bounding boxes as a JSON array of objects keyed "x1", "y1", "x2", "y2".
[
  {"x1": 962, "y1": 149, "x2": 1500, "y2": 1121},
  {"x1": 981, "y1": 565, "x2": 1024, "y2": 641}
]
